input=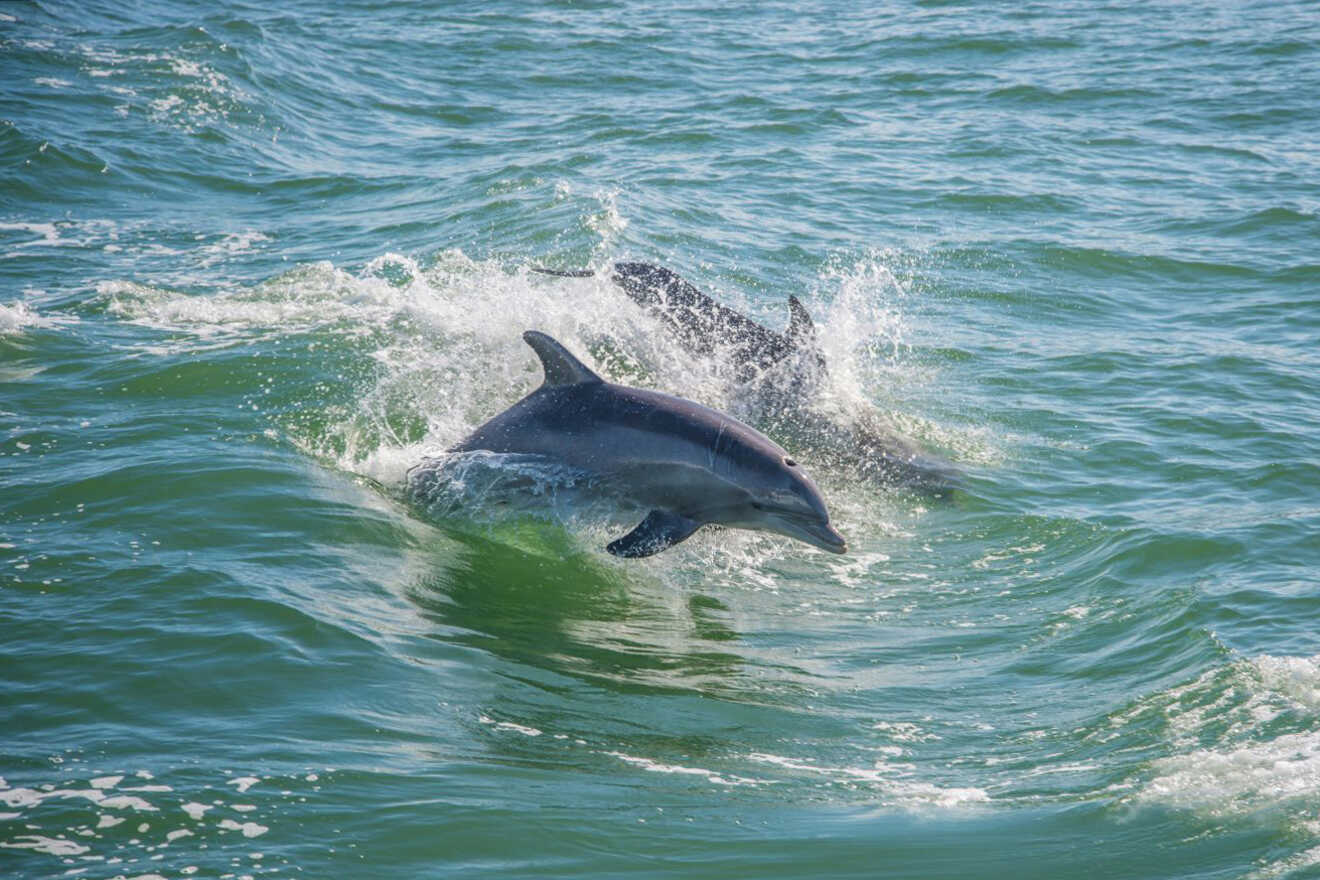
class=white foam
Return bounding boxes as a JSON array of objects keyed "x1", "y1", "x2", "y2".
[
  {"x1": 217, "y1": 819, "x2": 268, "y2": 838},
  {"x1": 0, "y1": 302, "x2": 45, "y2": 335},
  {"x1": 871, "y1": 721, "x2": 940, "y2": 743},
  {"x1": 814, "y1": 253, "x2": 910, "y2": 408},
  {"x1": 746, "y1": 752, "x2": 988, "y2": 808},
  {"x1": 3, "y1": 787, "x2": 106, "y2": 809},
  {"x1": 196, "y1": 230, "x2": 270, "y2": 268},
  {"x1": 496, "y1": 722, "x2": 542, "y2": 737},
  {"x1": 603, "y1": 752, "x2": 766, "y2": 787},
  {"x1": 226, "y1": 777, "x2": 259, "y2": 794},
  {"x1": 1139, "y1": 730, "x2": 1320, "y2": 811},
  {"x1": 0, "y1": 787, "x2": 42, "y2": 808},
  {"x1": 1254, "y1": 655, "x2": 1320, "y2": 711},
  {"x1": 1247, "y1": 842, "x2": 1320, "y2": 879},
  {"x1": 583, "y1": 187, "x2": 628, "y2": 248},
  {"x1": 0, "y1": 221, "x2": 65, "y2": 250},
  {"x1": 1129, "y1": 653, "x2": 1320, "y2": 838},
  {"x1": 0, "y1": 219, "x2": 137, "y2": 268},
  {"x1": 98, "y1": 795, "x2": 157, "y2": 811},
  {"x1": 80, "y1": 49, "x2": 248, "y2": 134},
  {"x1": 170, "y1": 58, "x2": 204, "y2": 77},
  {"x1": 0, "y1": 768, "x2": 305, "y2": 871},
  {"x1": 477, "y1": 714, "x2": 543, "y2": 737},
  {"x1": 1, "y1": 834, "x2": 89, "y2": 856},
  {"x1": 99, "y1": 247, "x2": 939, "y2": 448},
  {"x1": 180, "y1": 802, "x2": 210, "y2": 820}
]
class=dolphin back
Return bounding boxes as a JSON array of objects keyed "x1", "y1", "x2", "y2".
[
  {"x1": 611, "y1": 262, "x2": 782, "y2": 358},
  {"x1": 610, "y1": 262, "x2": 827, "y2": 383}
]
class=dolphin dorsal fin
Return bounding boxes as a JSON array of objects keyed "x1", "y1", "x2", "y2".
[
  {"x1": 786, "y1": 296, "x2": 817, "y2": 346},
  {"x1": 523, "y1": 330, "x2": 604, "y2": 387}
]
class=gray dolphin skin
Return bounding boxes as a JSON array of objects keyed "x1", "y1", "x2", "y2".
[
  {"x1": 434, "y1": 330, "x2": 847, "y2": 558},
  {"x1": 535, "y1": 262, "x2": 957, "y2": 492}
]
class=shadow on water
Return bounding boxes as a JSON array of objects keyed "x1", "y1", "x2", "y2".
[{"x1": 400, "y1": 523, "x2": 757, "y2": 698}]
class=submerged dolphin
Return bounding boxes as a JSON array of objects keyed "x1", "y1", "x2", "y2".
[
  {"x1": 536, "y1": 262, "x2": 824, "y2": 388},
  {"x1": 535, "y1": 262, "x2": 957, "y2": 491},
  {"x1": 418, "y1": 330, "x2": 846, "y2": 558}
]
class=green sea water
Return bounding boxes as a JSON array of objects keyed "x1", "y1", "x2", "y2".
[{"x1": 3, "y1": 1, "x2": 1320, "y2": 877}]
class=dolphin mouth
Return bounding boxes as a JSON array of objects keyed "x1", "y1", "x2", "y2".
[{"x1": 788, "y1": 519, "x2": 848, "y2": 554}]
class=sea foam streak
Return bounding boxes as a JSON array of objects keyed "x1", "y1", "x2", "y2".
[{"x1": 1125, "y1": 651, "x2": 1320, "y2": 862}]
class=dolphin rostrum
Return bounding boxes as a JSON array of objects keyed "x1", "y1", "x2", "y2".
[{"x1": 425, "y1": 330, "x2": 846, "y2": 558}]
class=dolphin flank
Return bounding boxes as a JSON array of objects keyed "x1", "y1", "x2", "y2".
[{"x1": 417, "y1": 330, "x2": 846, "y2": 558}]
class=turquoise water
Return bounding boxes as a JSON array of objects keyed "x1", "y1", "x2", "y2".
[{"x1": 4, "y1": 0, "x2": 1320, "y2": 876}]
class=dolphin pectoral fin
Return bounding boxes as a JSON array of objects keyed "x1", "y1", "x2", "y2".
[
  {"x1": 522, "y1": 331, "x2": 605, "y2": 387},
  {"x1": 606, "y1": 510, "x2": 703, "y2": 558}
]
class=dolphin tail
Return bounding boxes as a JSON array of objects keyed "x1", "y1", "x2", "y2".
[
  {"x1": 607, "y1": 510, "x2": 703, "y2": 557},
  {"x1": 531, "y1": 267, "x2": 596, "y2": 277}
]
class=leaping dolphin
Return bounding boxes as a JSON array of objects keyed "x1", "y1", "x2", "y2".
[{"x1": 411, "y1": 330, "x2": 847, "y2": 558}]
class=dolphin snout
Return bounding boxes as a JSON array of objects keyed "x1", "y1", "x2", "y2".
[{"x1": 798, "y1": 519, "x2": 847, "y2": 555}]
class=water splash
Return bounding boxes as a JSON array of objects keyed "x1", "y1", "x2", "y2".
[
  {"x1": 99, "y1": 243, "x2": 976, "y2": 558},
  {"x1": 1119, "y1": 652, "x2": 1320, "y2": 856}
]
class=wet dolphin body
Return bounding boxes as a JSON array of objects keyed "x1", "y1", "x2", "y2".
[
  {"x1": 418, "y1": 330, "x2": 847, "y2": 558},
  {"x1": 535, "y1": 262, "x2": 957, "y2": 491}
]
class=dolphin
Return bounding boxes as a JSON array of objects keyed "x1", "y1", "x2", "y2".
[
  {"x1": 413, "y1": 330, "x2": 847, "y2": 558},
  {"x1": 534, "y1": 262, "x2": 957, "y2": 492},
  {"x1": 536, "y1": 262, "x2": 824, "y2": 388}
]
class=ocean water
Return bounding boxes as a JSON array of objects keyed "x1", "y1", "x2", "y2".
[{"x1": 3, "y1": 0, "x2": 1319, "y2": 876}]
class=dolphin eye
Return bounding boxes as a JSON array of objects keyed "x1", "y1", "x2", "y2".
[
  {"x1": 751, "y1": 501, "x2": 766, "y2": 510},
  {"x1": 784, "y1": 458, "x2": 797, "y2": 467}
]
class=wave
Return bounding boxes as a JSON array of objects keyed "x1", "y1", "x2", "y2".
[
  {"x1": 1120, "y1": 653, "x2": 1320, "y2": 869},
  {"x1": 96, "y1": 246, "x2": 972, "y2": 493},
  {"x1": 0, "y1": 299, "x2": 79, "y2": 336}
]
